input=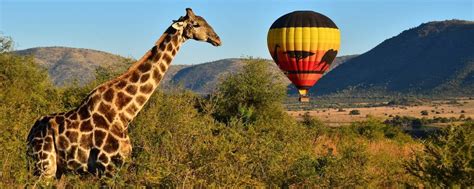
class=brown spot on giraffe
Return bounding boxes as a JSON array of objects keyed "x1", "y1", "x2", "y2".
[
  {"x1": 80, "y1": 119, "x2": 93, "y2": 132},
  {"x1": 129, "y1": 71, "x2": 140, "y2": 82},
  {"x1": 93, "y1": 114, "x2": 109, "y2": 130},
  {"x1": 152, "y1": 69, "x2": 162, "y2": 83},
  {"x1": 98, "y1": 103, "x2": 116, "y2": 123},
  {"x1": 140, "y1": 73, "x2": 150, "y2": 83},
  {"x1": 116, "y1": 80, "x2": 128, "y2": 89},
  {"x1": 136, "y1": 95, "x2": 147, "y2": 106},
  {"x1": 139, "y1": 83, "x2": 154, "y2": 94},
  {"x1": 138, "y1": 62, "x2": 152, "y2": 73},
  {"x1": 26, "y1": 8, "x2": 221, "y2": 178},
  {"x1": 126, "y1": 104, "x2": 138, "y2": 115},
  {"x1": 79, "y1": 133, "x2": 92, "y2": 149},
  {"x1": 94, "y1": 130, "x2": 107, "y2": 147},
  {"x1": 163, "y1": 53, "x2": 173, "y2": 65},
  {"x1": 65, "y1": 131, "x2": 79, "y2": 143},
  {"x1": 159, "y1": 63, "x2": 167, "y2": 74},
  {"x1": 103, "y1": 135, "x2": 119, "y2": 153},
  {"x1": 115, "y1": 92, "x2": 132, "y2": 110},
  {"x1": 78, "y1": 105, "x2": 90, "y2": 119},
  {"x1": 68, "y1": 121, "x2": 79, "y2": 130},
  {"x1": 103, "y1": 89, "x2": 114, "y2": 102},
  {"x1": 110, "y1": 123, "x2": 124, "y2": 138},
  {"x1": 99, "y1": 153, "x2": 109, "y2": 164},
  {"x1": 125, "y1": 85, "x2": 137, "y2": 95}
]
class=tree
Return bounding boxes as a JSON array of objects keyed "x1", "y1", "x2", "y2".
[
  {"x1": 212, "y1": 58, "x2": 286, "y2": 124},
  {"x1": 406, "y1": 122, "x2": 474, "y2": 187},
  {"x1": 0, "y1": 34, "x2": 13, "y2": 53}
]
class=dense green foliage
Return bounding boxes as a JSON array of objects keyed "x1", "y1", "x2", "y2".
[
  {"x1": 0, "y1": 40, "x2": 472, "y2": 187},
  {"x1": 406, "y1": 122, "x2": 474, "y2": 187}
]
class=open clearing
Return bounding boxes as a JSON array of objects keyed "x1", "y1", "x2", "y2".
[{"x1": 288, "y1": 99, "x2": 474, "y2": 126}]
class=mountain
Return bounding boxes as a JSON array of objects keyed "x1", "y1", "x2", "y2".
[
  {"x1": 17, "y1": 46, "x2": 355, "y2": 94},
  {"x1": 313, "y1": 20, "x2": 474, "y2": 96},
  {"x1": 15, "y1": 47, "x2": 132, "y2": 86}
]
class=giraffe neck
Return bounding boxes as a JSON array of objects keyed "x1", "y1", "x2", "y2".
[
  {"x1": 120, "y1": 27, "x2": 186, "y2": 120},
  {"x1": 80, "y1": 26, "x2": 187, "y2": 128}
]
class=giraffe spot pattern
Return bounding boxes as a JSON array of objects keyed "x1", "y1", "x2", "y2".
[
  {"x1": 69, "y1": 113, "x2": 78, "y2": 120},
  {"x1": 129, "y1": 71, "x2": 140, "y2": 82},
  {"x1": 159, "y1": 42, "x2": 166, "y2": 51},
  {"x1": 138, "y1": 62, "x2": 152, "y2": 73},
  {"x1": 125, "y1": 85, "x2": 137, "y2": 95},
  {"x1": 94, "y1": 130, "x2": 107, "y2": 147},
  {"x1": 93, "y1": 114, "x2": 108, "y2": 130},
  {"x1": 126, "y1": 104, "x2": 138, "y2": 115},
  {"x1": 159, "y1": 62, "x2": 167, "y2": 73},
  {"x1": 152, "y1": 69, "x2": 162, "y2": 83},
  {"x1": 98, "y1": 103, "x2": 116, "y2": 123},
  {"x1": 58, "y1": 136, "x2": 70, "y2": 150},
  {"x1": 103, "y1": 134, "x2": 119, "y2": 153},
  {"x1": 115, "y1": 92, "x2": 132, "y2": 110},
  {"x1": 78, "y1": 105, "x2": 90, "y2": 119},
  {"x1": 116, "y1": 80, "x2": 127, "y2": 89},
  {"x1": 139, "y1": 83, "x2": 154, "y2": 94},
  {"x1": 110, "y1": 123, "x2": 124, "y2": 138},
  {"x1": 67, "y1": 145, "x2": 78, "y2": 159},
  {"x1": 67, "y1": 121, "x2": 80, "y2": 130},
  {"x1": 166, "y1": 43, "x2": 173, "y2": 51},
  {"x1": 80, "y1": 119, "x2": 93, "y2": 132},
  {"x1": 65, "y1": 131, "x2": 79, "y2": 143},
  {"x1": 80, "y1": 133, "x2": 92, "y2": 149},
  {"x1": 140, "y1": 73, "x2": 150, "y2": 83},
  {"x1": 77, "y1": 148, "x2": 88, "y2": 163},
  {"x1": 119, "y1": 113, "x2": 130, "y2": 124},
  {"x1": 103, "y1": 89, "x2": 114, "y2": 102},
  {"x1": 89, "y1": 94, "x2": 101, "y2": 110},
  {"x1": 136, "y1": 95, "x2": 147, "y2": 106},
  {"x1": 43, "y1": 140, "x2": 52, "y2": 152},
  {"x1": 163, "y1": 53, "x2": 173, "y2": 65},
  {"x1": 58, "y1": 121, "x2": 66, "y2": 134},
  {"x1": 99, "y1": 153, "x2": 109, "y2": 164},
  {"x1": 172, "y1": 49, "x2": 177, "y2": 56}
]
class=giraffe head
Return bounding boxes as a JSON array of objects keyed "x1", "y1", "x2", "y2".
[{"x1": 172, "y1": 8, "x2": 221, "y2": 46}]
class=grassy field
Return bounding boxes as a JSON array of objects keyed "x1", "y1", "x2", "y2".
[{"x1": 288, "y1": 99, "x2": 474, "y2": 126}]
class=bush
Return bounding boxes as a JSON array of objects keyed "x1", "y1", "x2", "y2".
[
  {"x1": 420, "y1": 110, "x2": 429, "y2": 116},
  {"x1": 349, "y1": 109, "x2": 361, "y2": 115},
  {"x1": 212, "y1": 58, "x2": 286, "y2": 124},
  {"x1": 406, "y1": 122, "x2": 474, "y2": 187}
]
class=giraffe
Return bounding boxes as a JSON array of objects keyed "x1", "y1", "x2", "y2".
[{"x1": 26, "y1": 8, "x2": 221, "y2": 178}]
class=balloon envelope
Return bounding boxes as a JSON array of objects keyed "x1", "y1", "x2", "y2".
[{"x1": 267, "y1": 11, "x2": 340, "y2": 101}]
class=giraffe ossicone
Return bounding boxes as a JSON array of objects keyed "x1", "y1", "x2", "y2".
[{"x1": 26, "y1": 8, "x2": 221, "y2": 178}]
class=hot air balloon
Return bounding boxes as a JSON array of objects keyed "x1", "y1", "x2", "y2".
[{"x1": 267, "y1": 11, "x2": 340, "y2": 102}]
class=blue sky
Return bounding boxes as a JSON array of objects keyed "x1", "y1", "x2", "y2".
[{"x1": 1, "y1": 0, "x2": 472, "y2": 65}]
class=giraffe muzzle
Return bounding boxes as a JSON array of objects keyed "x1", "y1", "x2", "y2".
[{"x1": 208, "y1": 37, "x2": 221, "y2": 46}]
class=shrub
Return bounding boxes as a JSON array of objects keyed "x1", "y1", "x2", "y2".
[
  {"x1": 420, "y1": 110, "x2": 429, "y2": 116},
  {"x1": 406, "y1": 122, "x2": 474, "y2": 187},
  {"x1": 349, "y1": 109, "x2": 361, "y2": 115},
  {"x1": 212, "y1": 58, "x2": 286, "y2": 124}
]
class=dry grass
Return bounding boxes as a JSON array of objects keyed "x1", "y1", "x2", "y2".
[{"x1": 289, "y1": 99, "x2": 474, "y2": 126}]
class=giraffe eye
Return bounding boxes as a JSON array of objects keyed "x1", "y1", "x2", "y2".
[{"x1": 193, "y1": 23, "x2": 200, "y2": 27}]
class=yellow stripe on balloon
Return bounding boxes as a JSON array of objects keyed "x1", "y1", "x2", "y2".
[{"x1": 267, "y1": 27, "x2": 340, "y2": 51}]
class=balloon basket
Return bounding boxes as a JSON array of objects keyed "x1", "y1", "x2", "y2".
[{"x1": 299, "y1": 95, "x2": 310, "y2": 102}]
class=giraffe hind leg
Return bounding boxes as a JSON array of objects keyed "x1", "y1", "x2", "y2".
[{"x1": 27, "y1": 118, "x2": 58, "y2": 178}]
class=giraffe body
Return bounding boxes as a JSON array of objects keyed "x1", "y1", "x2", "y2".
[{"x1": 27, "y1": 8, "x2": 221, "y2": 178}]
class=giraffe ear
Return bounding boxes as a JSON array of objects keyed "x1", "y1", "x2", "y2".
[
  {"x1": 186, "y1": 8, "x2": 196, "y2": 20},
  {"x1": 172, "y1": 21, "x2": 185, "y2": 30}
]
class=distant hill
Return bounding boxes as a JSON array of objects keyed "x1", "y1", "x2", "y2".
[
  {"x1": 17, "y1": 46, "x2": 355, "y2": 94},
  {"x1": 313, "y1": 20, "x2": 474, "y2": 96},
  {"x1": 15, "y1": 47, "x2": 132, "y2": 86}
]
